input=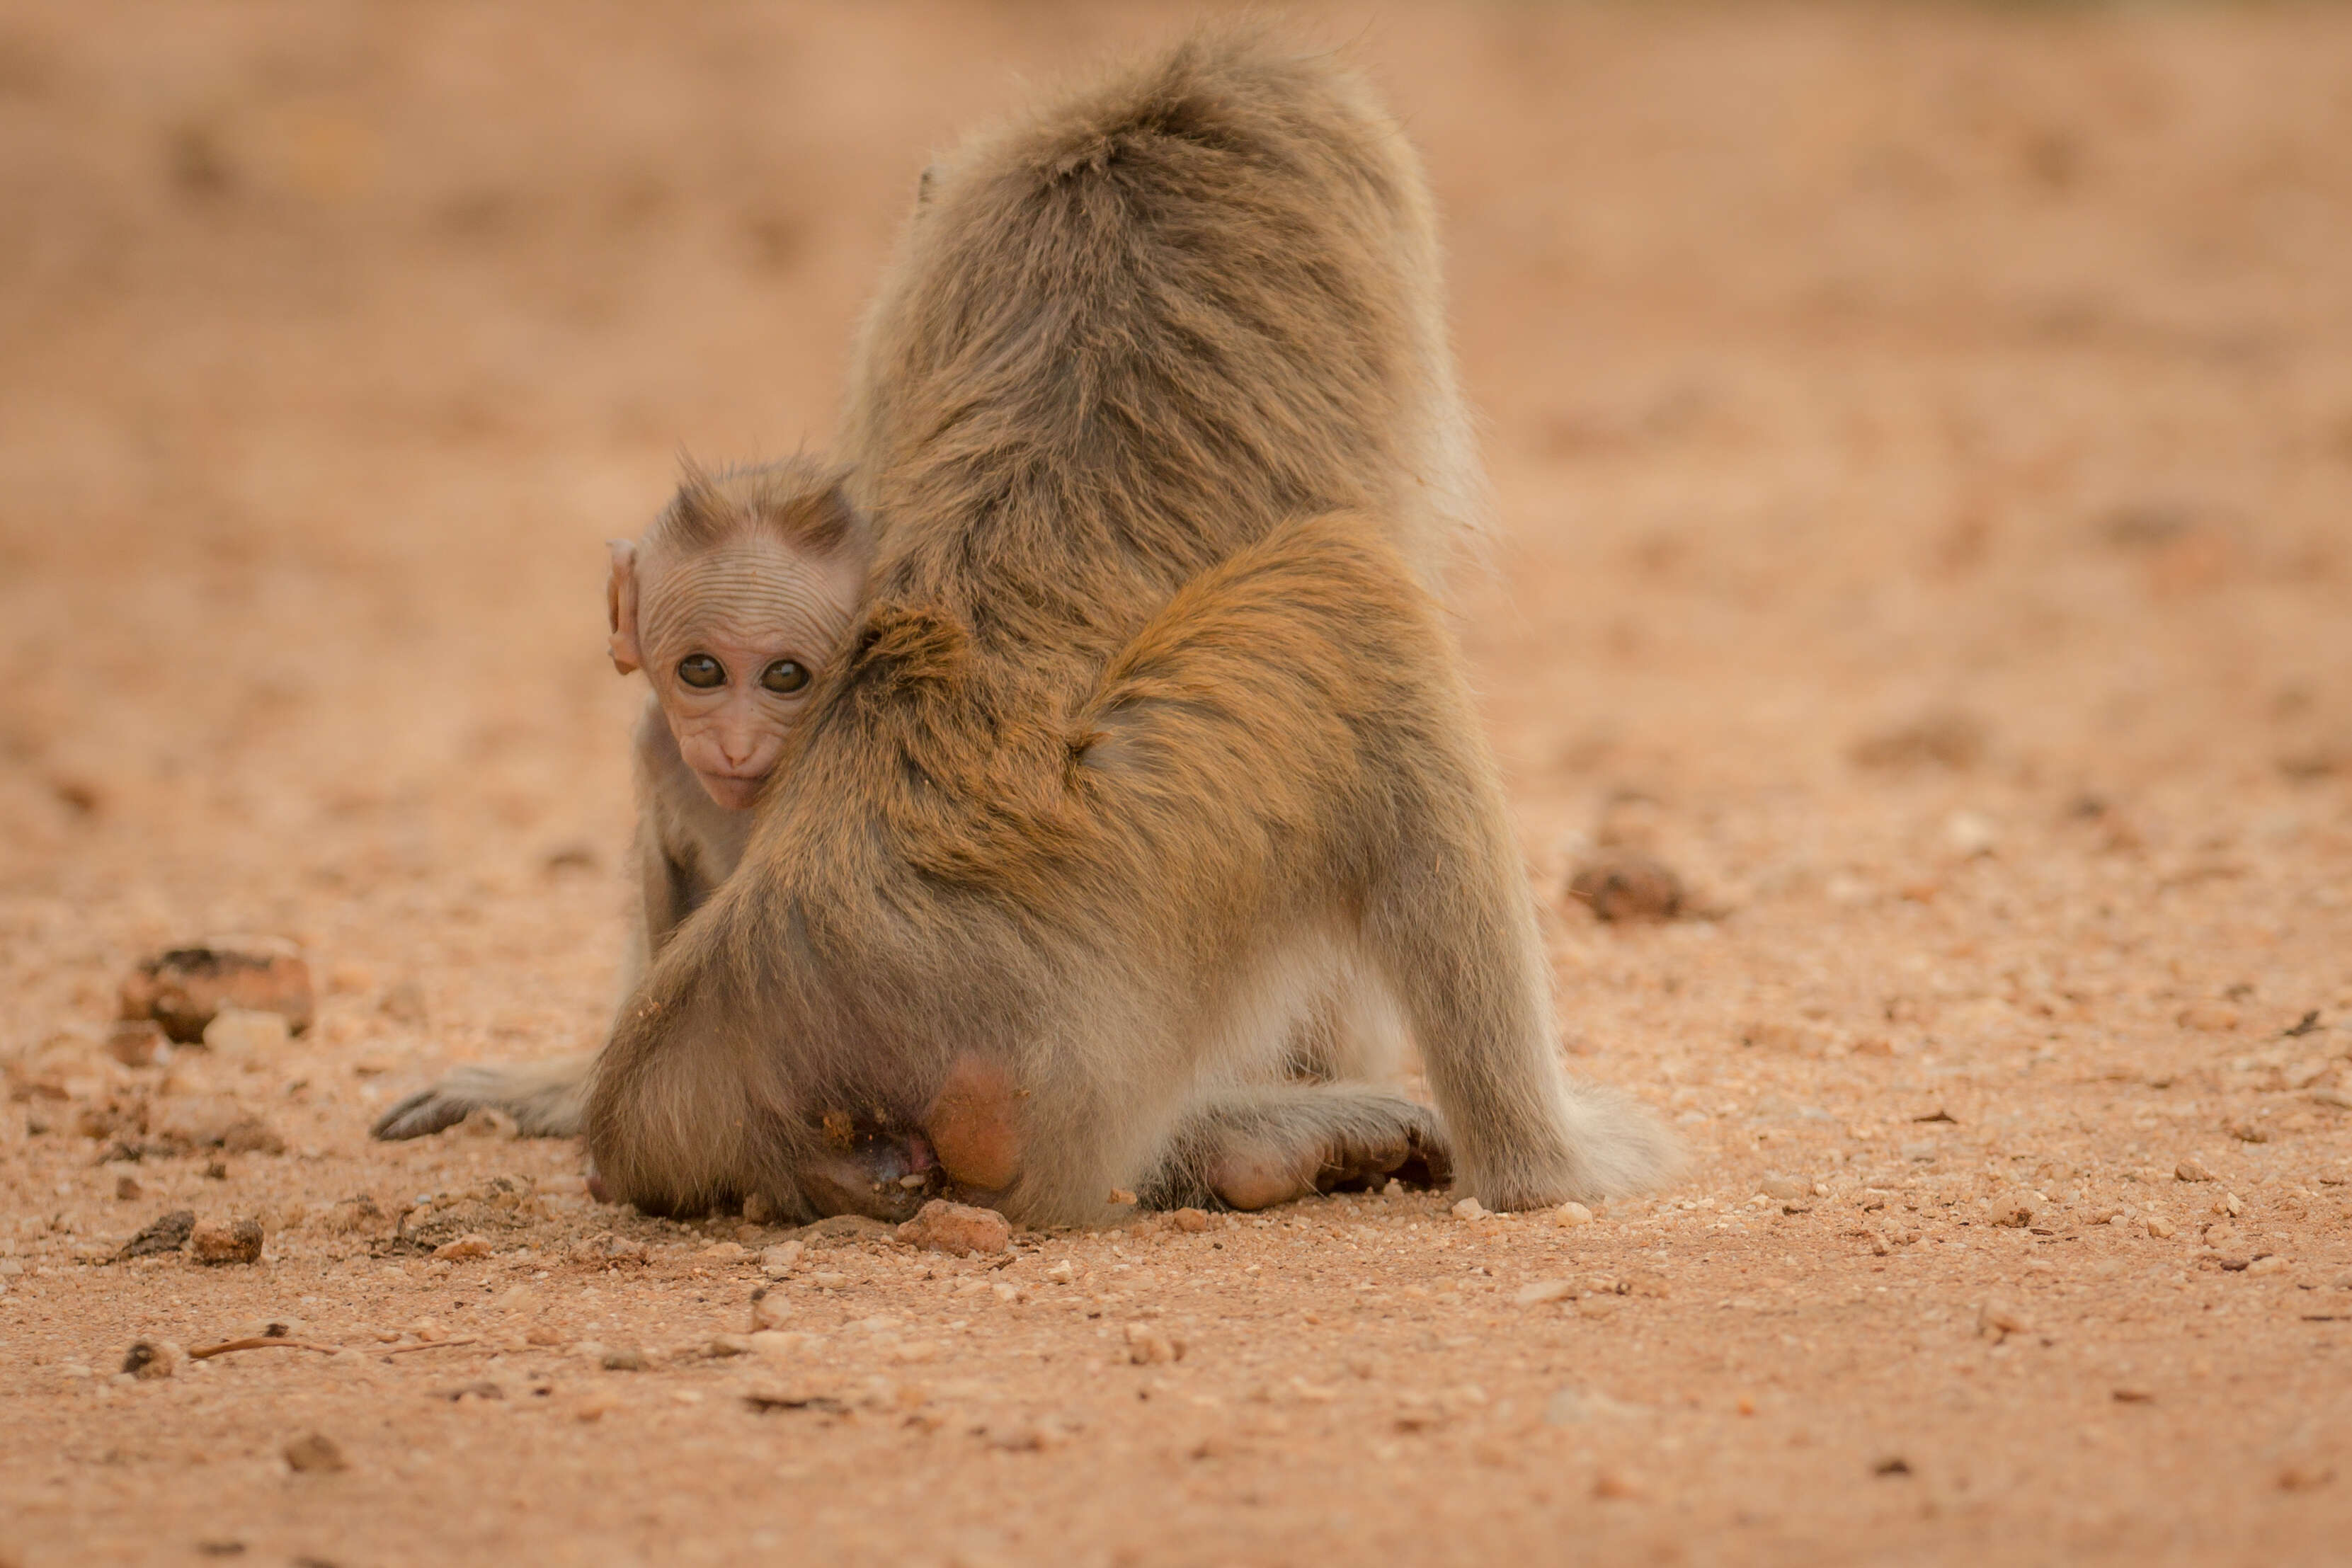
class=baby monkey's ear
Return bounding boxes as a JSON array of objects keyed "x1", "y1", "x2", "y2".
[{"x1": 605, "y1": 539, "x2": 643, "y2": 675}]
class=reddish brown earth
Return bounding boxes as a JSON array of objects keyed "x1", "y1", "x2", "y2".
[{"x1": 5, "y1": 5, "x2": 2352, "y2": 1564}]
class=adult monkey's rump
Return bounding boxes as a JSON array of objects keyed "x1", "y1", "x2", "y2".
[{"x1": 588, "y1": 31, "x2": 1675, "y2": 1225}]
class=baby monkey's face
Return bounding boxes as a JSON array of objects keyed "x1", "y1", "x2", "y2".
[
  {"x1": 632, "y1": 537, "x2": 862, "y2": 809},
  {"x1": 609, "y1": 458, "x2": 868, "y2": 811}
]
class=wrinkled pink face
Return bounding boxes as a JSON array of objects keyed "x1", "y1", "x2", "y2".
[{"x1": 625, "y1": 537, "x2": 862, "y2": 810}]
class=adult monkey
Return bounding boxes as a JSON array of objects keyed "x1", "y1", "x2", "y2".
[{"x1": 588, "y1": 30, "x2": 1674, "y2": 1226}]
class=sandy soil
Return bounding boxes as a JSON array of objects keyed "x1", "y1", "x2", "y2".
[{"x1": 5, "y1": 4, "x2": 2352, "y2": 1564}]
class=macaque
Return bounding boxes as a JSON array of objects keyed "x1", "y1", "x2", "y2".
[
  {"x1": 372, "y1": 457, "x2": 868, "y2": 1145},
  {"x1": 576, "y1": 30, "x2": 1676, "y2": 1227}
]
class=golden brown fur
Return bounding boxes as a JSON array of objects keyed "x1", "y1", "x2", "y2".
[{"x1": 584, "y1": 32, "x2": 1674, "y2": 1225}]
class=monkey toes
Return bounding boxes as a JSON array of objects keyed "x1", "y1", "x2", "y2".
[
  {"x1": 1208, "y1": 1101, "x2": 1452, "y2": 1212},
  {"x1": 372, "y1": 1086, "x2": 480, "y2": 1141}
]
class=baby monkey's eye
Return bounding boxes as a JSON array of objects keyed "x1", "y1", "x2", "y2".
[
  {"x1": 760, "y1": 660, "x2": 811, "y2": 695},
  {"x1": 676, "y1": 655, "x2": 726, "y2": 690}
]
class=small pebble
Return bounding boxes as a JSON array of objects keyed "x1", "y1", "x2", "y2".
[
  {"x1": 114, "y1": 1174, "x2": 144, "y2": 1201},
  {"x1": 600, "y1": 1349, "x2": 649, "y2": 1372},
  {"x1": 1985, "y1": 1198, "x2": 2037, "y2": 1229},
  {"x1": 282, "y1": 1433, "x2": 347, "y2": 1473},
  {"x1": 2174, "y1": 1157, "x2": 2217, "y2": 1183},
  {"x1": 2278, "y1": 1463, "x2": 2334, "y2": 1492},
  {"x1": 1977, "y1": 1301, "x2": 2029, "y2": 1341},
  {"x1": 759, "y1": 1242, "x2": 804, "y2": 1278},
  {"x1": 2146, "y1": 1215, "x2": 2176, "y2": 1239},
  {"x1": 699, "y1": 1241, "x2": 748, "y2": 1264},
  {"x1": 431, "y1": 1234, "x2": 493, "y2": 1261},
  {"x1": 571, "y1": 1233, "x2": 649, "y2": 1266},
  {"x1": 1553, "y1": 1202, "x2": 1594, "y2": 1228},
  {"x1": 1124, "y1": 1323, "x2": 1184, "y2": 1365},
  {"x1": 120, "y1": 937, "x2": 314, "y2": 1043},
  {"x1": 1567, "y1": 853, "x2": 1684, "y2": 923},
  {"x1": 748, "y1": 1331, "x2": 808, "y2": 1362},
  {"x1": 1592, "y1": 1467, "x2": 1645, "y2": 1500},
  {"x1": 1046, "y1": 1260, "x2": 1077, "y2": 1284},
  {"x1": 2112, "y1": 1386, "x2": 2154, "y2": 1404},
  {"x1": 2247, "y1": 1254, "x2": 2290, "y2": 1276},
  {"x1": 1758, "y1": 1176, "x2": 1812, "y2": 1203},
  {"x1": 201, "y1": 1008, "x2": 290, "y2": 1057},
  {"x1": 189, "y1": 1215, "x2": 264, "y2": 1266},
  {"x1": 105, "y1": 1020, "x2": 167, "y2": 1068},
  {"x1": 1451, "y1": 1198, "x2": 1490, "y2": 1222},
  {"x1": 750, "y1": 1288, "x2": 792, "y2": 1332},
  {"x1": 1170, "y1": 1208, "x2": 1211, "y2": 1234},
  {"x1": 1514, "y1": 1279, "x2": 1577, "y2": 1307},
  {"x1": 896, "y1": 1199, "x2": 1011, "y2": 1257},
  {"x1": 121, "y1": 1339, "x2": 183, "y2": 1380},
  {"x1": 1942, "y1": 811, "x2": 1999, "y2": 857},
  {"x1": 319, "y1": 1196, "x2": 388, "y2": 1236}
]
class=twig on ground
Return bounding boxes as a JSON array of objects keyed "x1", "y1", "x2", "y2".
[{"x1": 188, "y1": 1337, "x2": 342, "y2": 1361}]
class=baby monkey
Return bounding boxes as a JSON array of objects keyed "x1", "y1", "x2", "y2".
[{"x1": 372, "y1": 459, "x2": 884, "y2": 1148}]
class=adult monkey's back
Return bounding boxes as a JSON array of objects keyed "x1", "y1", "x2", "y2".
[{"x1": 588, "y1": 32, "x2": 1674, "y2": 1225}]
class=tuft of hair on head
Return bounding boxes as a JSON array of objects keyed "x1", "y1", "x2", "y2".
[{"x1": 649, "y1": 453, "x2": 861, "y2": 559}]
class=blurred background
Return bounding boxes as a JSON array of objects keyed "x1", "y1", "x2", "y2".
[{"x1": 1, "y1": 1, "x2": 2348, "y2": 1057}]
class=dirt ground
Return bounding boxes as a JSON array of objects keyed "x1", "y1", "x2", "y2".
[{"x1": 4, "y1": 3, "x2": 2351, "y2": 1564}]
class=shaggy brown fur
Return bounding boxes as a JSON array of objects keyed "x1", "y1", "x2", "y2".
[{"x1": 582, "y1": 31, "x2": 1674, "y2": 1225}]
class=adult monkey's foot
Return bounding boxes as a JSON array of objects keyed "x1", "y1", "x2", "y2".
[
  {"x1": 1157, "y1": 1087, "x2": 1454, "y2": 1212},
  {"x1": 371, "y1": 1054, "x2": 592, "y2": 1141}
]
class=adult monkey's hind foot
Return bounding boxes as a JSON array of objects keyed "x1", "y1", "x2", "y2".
[
  {"x1": 1141, "y1": 1086, "x2": 1453, "y2": 1213},
  {"x1": 372, "y1": 1053, "x2": 592, "y2": 1141}
]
